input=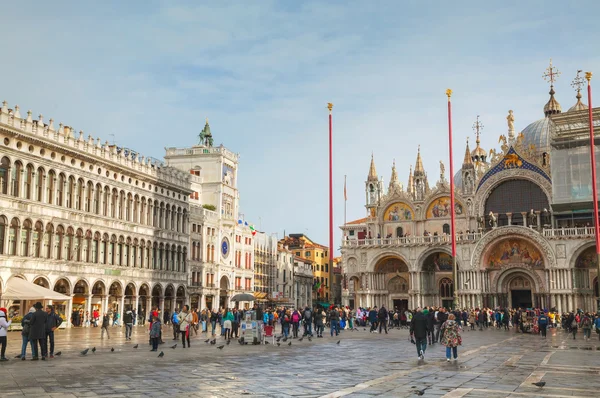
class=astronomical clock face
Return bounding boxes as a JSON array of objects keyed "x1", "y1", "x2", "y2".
[{"x1": 221, "y1": 238, "x2": 229, "y2": 258}]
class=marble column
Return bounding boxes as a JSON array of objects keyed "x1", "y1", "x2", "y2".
[
  {"x1": 102, "y1": 295, "x2": 109, "y2": 315},
  {"x1": 119, "y1": 295, "x2": 125, "y2": 325},
  {"x1": 134, "y1": 295, "x2": 139, "y2": 314},
  {"x1": 66, "y1": 295, "x2": 74, "y2": 328},
  {"x1": 567, "y1": 294, "x2": 573, "y2": 312},
  {"x1": 159, "y1": 296, "x2": 165, "y2": 313},
  {"x1": 86, "y1": 294, "x2": 92, "y2": 327},
  {"x1": 506, "y1": 213, "x2": 512, "y2": 226}
]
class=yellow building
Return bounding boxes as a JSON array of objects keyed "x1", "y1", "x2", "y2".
[{"x1": 280, "y1": 234, "x2": 330, "y2": 304}]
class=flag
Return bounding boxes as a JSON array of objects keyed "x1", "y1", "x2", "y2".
[{"x1": 344, "y1": 175, "x2": 347, "y2": 201}]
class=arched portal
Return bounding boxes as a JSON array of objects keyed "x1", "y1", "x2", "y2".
[
  {"x1": 33, "y1": 277, "x2": 50, "y2": 289},
  {"x1": 138, "y1": 284, "x2": 150, "y2": 317},
  {"x1": 151, "y1": 284, "x2": 163, "y2": 310},
  {"x1": 53, "y1": 278, "x2": 71, "y2": 321},
  {"x1": 504, "y1": 272, "x2": 535, "y2": 309},
  {"x1": 124, "y1": 283, "x2": 136, "y2": 310},
  {"x1": 348, "y1": 276, "x2": 360, "y2": 309},
  {"x1": 108, "y1": 281, "x2": 122, "y2": 314},
  {"x1": 73, "y1": 279, "x2": 89, "y2": 316},
  {"x1": 92, "y1": 280, "x2": 106, "y2": 314},
  {"x1": 176, "y1": 286, "x2": 186, "y2": 308},
  {"x1": 164, "y1": 284, "x2": 175, "y2": 314},
  {"x1": 370, "y1": 256, "x2": 410, "y2": 312},
  {"x1": 420, "y1": 251, "x2": 454, "y2": 308},
  {"x1": 219, "y1": 276, "x2": 230, "y2": 309}
]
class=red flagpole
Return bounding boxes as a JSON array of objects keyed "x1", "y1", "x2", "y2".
[
  {"x1": 446, "y1": 89, "x2": 458, "y2": 310},
  {"x1": 585, "y1": 73, "x2": 600, "y2": 310},
  {"x1": 328, "y1": 103, "x2": 334, "y2": 304}
]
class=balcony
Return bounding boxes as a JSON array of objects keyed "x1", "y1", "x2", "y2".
[
  {"x1": 342, "y1": 233, "x2": 482, "y2": 248},
  {"x1": 542, "y1": 227, "x2": 595, "y2": 238},
  {"x1": 206, "y1": 283, "x2": 215, "y2": 288}
]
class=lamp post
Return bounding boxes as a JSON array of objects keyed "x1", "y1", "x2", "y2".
[{"x1": 446, "y1": 89, "x2": 458, "y2": 310}]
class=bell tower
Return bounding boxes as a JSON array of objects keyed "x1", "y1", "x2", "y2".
[
  {"x1": 365, "y1": 154, "x2": 382, "y2": 216},
  {"x1": 462, "y1": 138, "x2": 475, "y2": 195}
]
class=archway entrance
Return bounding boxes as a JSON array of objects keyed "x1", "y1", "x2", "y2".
[
  {"x1": 507, "y1": 274, "x2": 533, "y2": 309},
  {"x1": 219, "y1": 276, "x2": 230, "y2": 309},
  {"x1": 92, "y1": 281, "x2": 105, "y2": 314},
  {"x1": 421, "y1": 251, "x2": 454, "y2": 308},
  {"x1": 53, "y1": 278, "x2": 71, "y2": 321},
  {"x1": 370, "y1": 256, "x2": 409, "y2": 309}
]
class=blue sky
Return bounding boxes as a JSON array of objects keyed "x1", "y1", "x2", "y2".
[{"x1": 1, "y1": 1, "x2": 599, "y2": 253}]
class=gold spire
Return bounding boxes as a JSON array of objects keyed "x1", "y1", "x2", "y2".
[
  {"x1": 463, "y1": 138, "x2": 473, "y2": 166},
  {"x1": 543, "y1": 59, "x2": 562, "y2": 116},
  {"x1": 569, "y1": 70, "x2": 588, "y2": 112},
  {"x1": 367, "y1": 153, "x2": 378, "y2": 181},
  {"x1": 407, "y1": 165, "x2": 414, "y2": 194},
  {"x1": 389, "y1": 160, "x2": 400, "y2": 190},
  {"x1": 414, "y1": 146, "x2": 425, "y2": 174},
  {"x1": 471, "y1": 116, "x2": 487, "y2": 162}
]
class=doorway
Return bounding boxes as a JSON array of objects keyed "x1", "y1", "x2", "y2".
[
  {"x1": 511, "y1": 290, "x2": 532, "y2": 309},
  {"x1": 442, "y1": 299, "x2": 453, "y2": 309},
  {"x1": 392, "y1": 299, "x2": 408, "y2": 313}
]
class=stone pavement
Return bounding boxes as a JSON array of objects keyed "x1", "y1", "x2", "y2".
[{"x1": 0, "y1": 324, "x2": 599, "y2": 397}]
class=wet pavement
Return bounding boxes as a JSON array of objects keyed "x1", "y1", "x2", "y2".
[{"x1": 0, "y1": 324, "x2": 599, "y2": 397}]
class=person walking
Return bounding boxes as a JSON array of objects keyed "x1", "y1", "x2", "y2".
[
  {"x1": 178, "y1": 305, "x2": 193, "y2": 348},
  {"x1": 0, "y1": 307, "x2": 13, "y2": 361},
  {"x1": 223, "y1": 308, "x2": 234, "y2": 340},
  {"x1": 441, "y1": 313, "x2": 462, "y2": 362},
  {"x1": 123, "y1": 307, "x2": 134, "y2": 340},
  {"x1": 45, "y1": 305, "x2": 62, "y2": 358},
  {"x1": 29, "y1": 302, "x2": 48, "y2": 360},
  {"x1": 329, "y1": 307, "x2": 340, "y2": 337},
  {"x1": 101, "y1": 313, "x2": 110, "y2": 339},
  {"x1": 171, "y1": 309, "x2": 180, "y2": 340},
  {"x1": 580, "y1": 313, "x2": 592, "y2": 341},
  {"x1": 191, "y1": 309, "x2": 199, "y2": 337},
  {"x1": 378, "y1": 305, "x2": 388, "y2": 334},
  {"x1": 410, "y1": 308, "x2": 430, "y2": 361},
  {"x1": 538, "y1": 311, "x2": 549, "y2": 338},
  {"x1": 20, "y1": 307, "x2": 36, "y2": 360},
  {"x1": 567, "y1": 312, "x2": 577, "y2": 340},
  {"x1": 291, "y1": 309, "x2": 301, "y2": 338}
]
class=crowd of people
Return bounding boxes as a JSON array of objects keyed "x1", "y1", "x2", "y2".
[{"x1": 2, "y1": 300, "x2": 600, "y2": 362}]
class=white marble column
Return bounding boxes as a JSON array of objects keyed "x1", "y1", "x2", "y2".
[
  {"x1": 86, "y1": 294, "x2": 92, "y2": 327},
  {"x1": 66, "y1": 295, "x2": 74, "y2": 328}
]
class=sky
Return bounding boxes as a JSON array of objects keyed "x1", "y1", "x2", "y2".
[{"x1": 1, "y1": 1, "x2": 600, "y2": 254}]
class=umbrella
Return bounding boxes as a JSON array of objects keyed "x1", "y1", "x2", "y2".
[{"x1": 231, "y1": 293, "x2": 255, "y2": 302}]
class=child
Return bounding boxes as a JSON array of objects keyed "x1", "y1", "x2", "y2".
[{"x1": 150, "y1": 316, "x2": 161, "y2": 351}]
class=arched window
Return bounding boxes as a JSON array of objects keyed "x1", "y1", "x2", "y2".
[
  {"x1": 396, "y1": 227, "x2": 403, "y2": 237},
  {"x1": 47, "y1": 170, "x2": 56, "y2": 204},
  {"x1": 33, "y1": 221, "x2": 43, "y2": 257},
  {"x1": 36, "y1": 167, "x2": 45, "y2": 202},
  {"x1": 0, "y1": 157, "x2": 10, "y2": 195},
  {"x1": 55, "y1": 225, "x2": 65, "y2": 259},
  {"x1": 92, "y1": 232, "x2": 100, "y2": 263},
  {"x1": 57, "y1": 174, "x2": 65, "y2": 206},
  {"x1": 86, "y1": 181, "x2": 93, "y2": 212},
  {"x1": 439, "y1": 277, "x2": 453, "y2": 298},
  {"x1": 66, "y1": 176, "x2": 75, "y2": 208},
  {"x1": 12, "y1": 161, "x2": 23, "y2": 197},
  {"x1": 94, "y1": 184, "x2": 102, "y2": 214},
  {"x1": 7, "y1": 218, "x2": 19, "y2": 255},
  {"x1": 443, "y1": 224, "x2": 450, "y2": 234},
  {"x1": 21, "y1": 219, "x2": 32, "y2": 256},
  {"x1": 484, "y1": 179, "x2": 549, "y2": 228},
  {"x1": 103, "y1": 186, "x2": 110, "y2": 216},
  {"x1": 44, "y1": 224, "x2": 53, "y2": 258},
  {"x1": 24, "y1": 164, "x2": 34, "y2": 200},
  {"x1": 76, "y1": 178, "x2": 84, "y2": 210},
  {"x1": 65, "y1": 227, "x2": 74, "y2": 260}
]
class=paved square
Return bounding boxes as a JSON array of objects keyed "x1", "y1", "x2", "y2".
[{"x1": 0, "y1": 325, "x2": 599, "y2": 397}]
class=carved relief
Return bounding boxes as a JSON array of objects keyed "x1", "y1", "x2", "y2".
[{"x1": 555, "y1": 244, "x2": 566, "y2": 259}]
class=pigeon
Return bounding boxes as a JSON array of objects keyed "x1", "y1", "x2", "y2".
[
  {"x1": 80, "y1": 348, "x2": 89, "y2": 356},
  {"x1": 238, "y1": 338, "x2": 245, "y2": 345},
  {"x1": 276, "y1": 336, "x2": 282, "y2": 342},
  {"x1": 226, "y1": 340, "x2": 231, "y2": 345},
  {"x1": 14, "y1": 354, "x2": 21, "y2": 358},
  {"x1": 337, "y1": 340, "x2": 341, "y2": 345},
  {"x1": 282, "y1": 337, "x2": 288, "y2": 342},
  {"x1": 217, "y1": 345, "x2": 225, "y2": 350},
  {"x1": 91, "y1": 347, "x2": 96, "y2": 353},
  {"x1": 288, "y1": 342, "x2": 292, "y2": 346},
  {"x1": 111, "y1": 347, "x2": 115, "y2": 352},
  {"x1": 277, "y1": 343, "x2": 281, "y2": 346},
  {"x1": 204, "y1": 339, "x2": 210, "y2": 343},
  {"x1": 133, "y1": 344, "x2": 138, "y2": 349},
  {"x1": 415, "y1": 389, "x2": 426, "y2": 396},
  {"x1": 308, "y1": 337, "x2": 312, "y2": 342},
  {"x1": 354, "y1": 328, "x2": 359, "y2": 331},
  {"x1": 158, "y1": 351, "x2": 164, "y2": 358},
  {"x1": 265, "y1": 341, "x2": 270, "y2": 345},
  {"x1": 532, "y1": 381, "x2": 546, "y2": 388},
  {"x1": 363, "y1": 328, "x2": 366, "y2": 331},
  {"x1": 210, "y1": 339, "x2": 216, "y2": 345},
  {"x1": 171, "y1": 344, "x2": 177, "y2": 349},
  {"x1": 55, "y1": 351, "x2": 61, "y2": 356},
  {"x1": 299, "y1": 337, "x2": 304, "y2": 342}
]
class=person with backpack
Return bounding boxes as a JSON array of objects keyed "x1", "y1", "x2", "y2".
[
  {"x1": 329, "y1": 307, "x2": 340, "y2": 337},
  {"x1": 410, "y1": 308, "x2": 430, "y2": 361},
  {"x1": 20, "y1": 307, "x2": 36, "y2": 360},
  {"x1": 171, "y1": 308, "x2": 180, "y2": 340},
  {"x1": 123, "y1": 307, "x2": 134, "y2": 340},
  {"x1": 45, "y1": 305, "x2": 63, "y2": 358},
  {"x1": 303, "y1": 307, "x2": 313, "y2": 337},
  {"x1": 281, "y1": 311, "x2": 291, "y2": 339},
  {"x1": 291, "y1": 309, "x2": 301, "y2": 338},
  {"x1": 580, "y1": 313, "x2": 593, "y2": 341}
]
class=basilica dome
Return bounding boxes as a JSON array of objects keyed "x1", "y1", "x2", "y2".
[
  {"x1": 453, "y1": 170, "x2": 462, "y2": 189},
  {"x1": 521, "y1": 117, "x2": 553, "y2": 155}
]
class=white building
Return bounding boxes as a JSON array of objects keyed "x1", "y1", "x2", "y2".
[
  {"x1": 164, "y1": 120, "x2": 254, "y2": 311},
  {"x1": 253, "y1": 231, "x2": 277, "y2": 304},
  {"x1": 275, "y1": 244, "x2": 295, "y2": 306},
  {"x1": 0, "y1": 100, "x2": 192, "y2": 322},
  {"x1": 293, "y1": 257, "x2": 314, "y2": 309}
]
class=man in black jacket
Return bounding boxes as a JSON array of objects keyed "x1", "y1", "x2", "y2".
[
  {"x1": 410, "y1": 308, "x2": 430, "y2": 361},
  {"x1": 29, "y1": 302, "x2": 48, "y2": 360},
  {"x1": 378, "y1": 305, "x2": 388, "y2": 334},
  {"x1": 45, "y1": 305, "x2": 62, "y2": 358}
]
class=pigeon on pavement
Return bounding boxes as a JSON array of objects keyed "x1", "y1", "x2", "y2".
[
  {"x1": 80, "y1": 348, "x2": 89, "y2": 356},
  {"x1": 133, "y1": 344, "x2": 138, "y2": 349},
  {"x1": 337, "y1": 340, "x2": 341, "y2": 345},
  {"x1": 55, "y1": 351, "x2": 61, "y2": 356},
  {"x1": 217, "y1": 345, "x2": 225, "y2": 350},
  {"x1": 171, "y1": 344, "x2": 177, "y2": 349},
  {"x1": 158, "y1": 351, "x2": 164, "y2": 358},
  {"x1": 111, "y1": 347, "x2": 115, "y2": 352},
  {"x1": 91, "y1": 347, "x2": 96, "y2": 353},
  {"x1": 288, "y1": 342, "x2": 292, "y2": 346},
  {"x1": 532, "y1": 382, "x2": 546, "y2": 387}
]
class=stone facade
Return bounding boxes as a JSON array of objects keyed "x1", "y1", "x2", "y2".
[
  {"x1": 341, "y1": 87, "x2": 599, "y2": 313},
  {"x1": 0, "y1": 100, "x2": 192, "y2": 321}
]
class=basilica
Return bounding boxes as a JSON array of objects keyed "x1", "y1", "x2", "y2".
[{"x1": 341, "y1": 68, "x2": 600, "y2": 313}]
